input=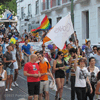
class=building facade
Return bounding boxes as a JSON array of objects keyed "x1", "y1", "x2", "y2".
[{"x1": 17, "y1": 0, "x2": 100, "y2": 45}]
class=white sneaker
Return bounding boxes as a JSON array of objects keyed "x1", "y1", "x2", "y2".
[
  {"x1": 14, "y1": 81, "x2": 19, "y2": 87},
  {"x1": 5, "y1": 88, "x2": 8, "y2": 92},
  {"x1": 12, "y1": 82, "x2": 15, "y2": 87},
  {"x1": 9, "y1": 88, "x2": 13, "y2": 91}
]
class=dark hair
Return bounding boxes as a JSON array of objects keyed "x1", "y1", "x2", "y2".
[
  {"x1": 0, "y1": 61, "x2": 3, "y2": 65},
  {"x1": 86, "y1": 40, "x2": 90, "y2": 45},
  {"x1": 34, "y1": 39, "x2": 37, "y2": 42},
  {"x1": 93, "y1": 45, "x2": 97, "y2": 50},
  {"x1": 78, "y1": 58, "x2": 85, "y2": 65},
  {"x1": 35, "y1": 51, "x2": 40, "y2": 54},
  {"x1": 25, "y1": 35, "x2": 28, "y2": 38},
  {"x1": 97, "y1": 47, "x2": 100, "y2": 51},
  {"x1": 89, "y1": 57, "x2": 95, "y2": 62},
  {"x1": 97, "y1": 71, "x2": 100, "y2": 81},
  {"x1": 69, "y1": 48, "x2": 76, "y2": 55},
  {"x1": 69, "y1": 38, "x2": 72, "y2": 42},
  {"x1": 56, "y1": 51, "x2": 63, "y2": 59}
]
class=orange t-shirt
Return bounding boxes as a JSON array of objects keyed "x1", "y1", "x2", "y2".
[{"x1": 39, "y1": 62, "x2": 51, "y2": 81}]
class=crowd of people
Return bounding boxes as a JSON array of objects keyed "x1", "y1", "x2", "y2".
[{"x1": 0, "y1": 24, "x2": 100, "y2": 100}]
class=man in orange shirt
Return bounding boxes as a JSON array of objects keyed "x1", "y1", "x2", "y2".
[{"x1": 38, "y1": 53, "x2": 54, "y2": 100}]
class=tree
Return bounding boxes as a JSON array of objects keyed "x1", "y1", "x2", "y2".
[
  {"x1": 0, "y1": 0, "x2": 12, "y2": 4},
  {"x1": 0, "y1": 0, "x2": 17, "y2": 17}
]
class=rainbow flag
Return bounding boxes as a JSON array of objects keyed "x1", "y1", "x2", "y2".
[
  {"x1": 31, "y1": 15, "x2": 51, "y2": 33},
  {"x1": 40, "y1": 15, "x2": 51, "y2": 30}
]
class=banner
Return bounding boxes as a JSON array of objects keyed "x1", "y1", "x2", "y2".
[
  {"x1": 47, "y1": 13, "x2": 74, "y2": 50},
  {"x1": 19, "y1": 42, "x2": 43, "y2": 52}
]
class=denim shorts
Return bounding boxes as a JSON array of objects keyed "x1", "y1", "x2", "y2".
[{"x1": 6, "y1": 67, "x2": 14, "y2": 75}]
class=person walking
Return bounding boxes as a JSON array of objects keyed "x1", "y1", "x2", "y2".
[
  {"x1": 22, "y1": 39, "x2": 31, "y2": 63},
  {"x1": 94, "y1": 47, "x2": 100, "y2": 70},
  {"x1": 3, "y1": 45, "x2": 16, "y2": 91},
  {"x1": 24, "y1": 54, "x2": 41, "y2": 100},
  {"x1": 95, "y1": 71, "x2": 100, "y2": 100},
  {"x1": 74, "y1": 56, "x2": 92, "y2": 100},
  {"x1": 86, "y1": 57, "x2": 99, "y2": 100},
  {"x1": 38, "y1": 53, "x2": 54, "y2": 100},
  {"x1": 0, "y1": 61, "x2": 7, "y2": 100},
  {"x1": 53, "y1": 51, "x2": 65, "y2": 100}
]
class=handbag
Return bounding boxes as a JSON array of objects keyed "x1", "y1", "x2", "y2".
[
  {"x1": 49, "y1": 80, "x2": 57, "y2": 91},
  {"x1": 81, "y1": 69, "x2": 91, "y2": 93}
]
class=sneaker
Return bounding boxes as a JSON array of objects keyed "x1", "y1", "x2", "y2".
[
  {"x1": 5, "y1": 88, "x2": 8, "y2": 92},
  {"x1": 14, "y1": 81, "x2": 19, "y2": 87},
  {"x1": 9, "y1": 88, "x2": 13, "y2": 91},
  {"x1": 12, "y1": 82, "x2": 15, "y2": 87}
]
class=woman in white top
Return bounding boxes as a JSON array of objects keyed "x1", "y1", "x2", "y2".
[
  {"x1": 11, "y1": 44, "x2": 19, "y2": 87},
  {"x1": 86, "y1": 57, "x2": 99, "y2": 100},
  {"x1": 95, "y1": 71, "x2": 100, "y2": 100},
  {"x1": 0, "y1": 61, "x2": 7, "y2": 100},
  {"x1": 74, "y1": 55, "x2": 92, "y2": 100}
]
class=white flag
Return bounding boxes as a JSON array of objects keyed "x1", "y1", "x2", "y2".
[{"x1": 47, "y1": 13, "x2": 74, "y2": 50}]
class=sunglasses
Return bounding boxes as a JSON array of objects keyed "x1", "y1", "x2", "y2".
[
  {"x1": 93, "y1": 49, "x2": 97, "y2": 50},
  {"x1": 61, "y1": 55, "x2": 64, "y2": 57},
  {"x1": 0, "y1": 64, "x2": 2, "y2": 66}
]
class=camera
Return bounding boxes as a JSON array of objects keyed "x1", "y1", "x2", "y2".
[{"x1": 0, "y1": 76, "x2": 2, "y2": 81}]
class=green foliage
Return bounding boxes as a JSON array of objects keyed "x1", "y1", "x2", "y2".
[{"x1": 0, "y1": 0, "x2": 17, "y2": 16}]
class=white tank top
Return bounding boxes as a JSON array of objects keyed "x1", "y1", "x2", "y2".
[{"x1": 0, "y1": 70, "x2": 6, "y2": 87}]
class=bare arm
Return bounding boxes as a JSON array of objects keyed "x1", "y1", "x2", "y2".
[
  {"x1": 74, "y1": 54, "x2": 78, "y2": 70},
  {"x1": 53, "y1": 60, "x2": 59, "y2": 71},
  {"x1": 47, "y1": 69, "x2": 54, "y2": 81},
  {"x1": 95, "y1": 82, "x2": 100, "y2": 95},
  {"x1": 2, "y1": 71, "x2": 7, "y2": 81},
  {"x1": 24, "y1": 71, "x2": 39, "y2": 77},
  {"x1": 3, "y1": 58, "x2": 13, "y2": 63}
]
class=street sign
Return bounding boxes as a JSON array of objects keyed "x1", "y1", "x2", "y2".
[{"x1": 7, "y1": 13, "x2": 13, "y2": 20}]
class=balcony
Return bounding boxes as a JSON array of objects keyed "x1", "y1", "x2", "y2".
[{"x1": 41, "y1": 0, "x2": 71, "y2": 13}]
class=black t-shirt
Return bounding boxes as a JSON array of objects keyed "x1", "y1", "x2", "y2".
[
  {"x1": 3, "y1": 52, "x2": 13, "y2": 69},
  {"x1": 14, "y1": 32, "x2": 19, "y2": 37},
  {"x1": 0, "y1": 53, "x2": 3, "y2": 62},
  {"x1": 8, "y1": 32, "x2": 13, "y2": 39}
]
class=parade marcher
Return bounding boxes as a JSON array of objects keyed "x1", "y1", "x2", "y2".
[
  {"x1": 22, "y1": 29, "x2": 28, "y2": 38},
  {"x1": 85, "y1": 57, "x2": 99, "y2": 100},
  {"x1": 0, "y1": 32, "x2": 3, "y2": 38},
  {"x1": 95, "y1": 71, "x2": 100, "y2": 100},
  {"x1": 94, "y1": 47, "x2": 100, "y2": 70},
  {"x1": 0, "y1": 61, "x2": 7, "y2": 100},
  {"x1": 22, "y1": 39, "x2": 31, "y2": 63},
  {"x1": 3, "y1": 45, "x2": 16, "y2": 91},
  {"x1": 53, "y1": 51, "x2": 65, "y2": 100},
  {"x1": 24, "y1": 54, "x2": 41, "y2": 100},
  {"x1": 11, "y1": 44, "x2": 19, "y2": 87},
  {"x1": 85, "y1": 40, "x2": 93, "y2": 65},
  {"x1": 69, "y1": 48, "x2": 76, "y2": 100},
  {"x1": 90, "y1": 46, "x2": 97, "y2": 57},
  {"x1": 8, "y1": 29, "x2": 13, "y2": 39},
  {"x1": 74, "y1": 56, "x2": 92, "y2": 100},
  {"x1": 38, "y1": 53, "x2": 54, "y2": 100}
]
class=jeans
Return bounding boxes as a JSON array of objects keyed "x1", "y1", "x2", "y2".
[
  {"x1": 75, "y1": 87, "x2": 86, "y2": 100},
  {"x1": 70, "y1": 76, "x2": 75, "y2": 100},
  {"x1": 85, "y1": 83, "x2": 95, "y2": 100},
  {"x1": 24, "y1": 55, "x2": 30, "y2": 64}
]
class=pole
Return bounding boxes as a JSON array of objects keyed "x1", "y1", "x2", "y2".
[{"x1": 71, "y1": 0, "x2": 74, "y2": 27}]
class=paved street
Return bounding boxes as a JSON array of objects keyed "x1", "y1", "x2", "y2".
[{"x1": 5, "y1": 67, "x2": 77, "y2": 100}]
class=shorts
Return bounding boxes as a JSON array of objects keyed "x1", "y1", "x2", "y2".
[
  {"x1": 55, "y1": 71, "x2": 65, "y2": 79},
  {"x1": 6, "y1": 67, "x2": 14, "y2": 75},
  {"x1": 13, "y1": 61, "x2": 18, "y2": 69},
  {"x1": 40, "y1": 80, "x2": 49, "y2": 93},
  {"x1": 28, "y1": 82, "x2": 40, "y2": 96}
]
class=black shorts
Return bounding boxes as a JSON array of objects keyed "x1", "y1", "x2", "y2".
[
  {"x1": 28, "y1": 82, "x2": 40, "y2": 96},
  {"x1": 55, "y1": 71, "x2": 65, "y2": 79}
]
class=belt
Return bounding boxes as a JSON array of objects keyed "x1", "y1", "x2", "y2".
[{"x1": 41, "y1": 80, "x2": 45, "y2": 82}]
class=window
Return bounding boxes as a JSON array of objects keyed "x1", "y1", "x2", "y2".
[
  {"x1": 36, "y1": 0, "x2": 39, "y2": 15},
  {"x1": 82, "y1": 11, "x2": 89, "y2": 39},
  {"x1": 28, "y1": 24, "x2": 31, "y2": 32},
  {"x1": 28, "y1": 4, "x2": 31, "y2": 16},
  {"x1": 21, "y1": 7, "x2": 24, "y2": 19},
  {"x1": 98, "y1": 7, "x2": 100, "y2": 38},
  {"x1": 46, "y1": 0, "x2": 49, "y2": 9},
  {"x1": 57, "y1": 17, "x2": 62, "y2": 23},
  {"x1": 57, "y1": 0, "x2": 61, "y2": 5}
]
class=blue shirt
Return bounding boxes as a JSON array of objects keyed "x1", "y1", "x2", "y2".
[{"x1": 22, "y1": 44, "x2": 31, "y2": 55}]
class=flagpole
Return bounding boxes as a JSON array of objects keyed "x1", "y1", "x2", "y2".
[{"x1": 71, "y1": 0, "x2": 74, "y2": 27}]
